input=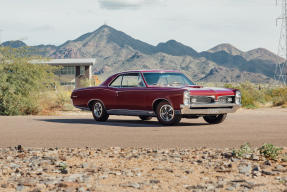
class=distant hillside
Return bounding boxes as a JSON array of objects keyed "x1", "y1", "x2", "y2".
[
  {"x1": 1, "y1": 25, "x2": 283, "y2": 83},
  {"x1": 199, "y1": 67, "x2": 274, "y2": 83},
  {"x1": 1, "y1": 40, "x2": 27, "y2": 48}
]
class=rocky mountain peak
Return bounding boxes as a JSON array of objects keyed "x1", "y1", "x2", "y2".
[
  {"x1": 156, "y1": 39, "x2": 198, "y2": 57},
  {"x1": 244, "y1": 48, "x2": 285, "y2": 64},
  {"x1": 207, "y1": 43, "x2": 243, "y2": 55}
]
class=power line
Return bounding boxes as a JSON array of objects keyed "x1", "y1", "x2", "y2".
[{"x1": 275, "y1": 0, "x2": 287, "y2": 85}]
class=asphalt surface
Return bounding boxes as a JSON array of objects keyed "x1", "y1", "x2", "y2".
[{"x1": 0, "y1": 108, "x2": 286, "y2": 148}]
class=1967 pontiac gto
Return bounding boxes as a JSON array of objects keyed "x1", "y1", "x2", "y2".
[{"x1": 71, "y1": 70, "x2": 241, "y2": 125}]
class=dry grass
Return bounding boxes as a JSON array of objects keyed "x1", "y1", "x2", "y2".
[{"x1": 38, "y1": 87, "x2": 74, "y2": 115}]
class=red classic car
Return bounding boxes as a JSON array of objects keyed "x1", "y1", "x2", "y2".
[{"x1": 71, "y1": 70, "x2": 241, "y2": 125}]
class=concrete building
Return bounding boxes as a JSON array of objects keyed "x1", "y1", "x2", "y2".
[{"x1": 38, "y1": 58, "x2": 96, "y2": 88}]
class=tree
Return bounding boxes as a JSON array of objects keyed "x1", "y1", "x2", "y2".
[{"x1": 0, "y1": 47, "x2": 57, "y2": 115}]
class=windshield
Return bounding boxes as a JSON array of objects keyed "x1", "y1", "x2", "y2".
[{"x1": 143, "y1": 72, "x2": 195, "y2": 87}]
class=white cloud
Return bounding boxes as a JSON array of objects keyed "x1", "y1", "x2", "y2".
[{"x1": 98, "y1": 0, "x2": 165, "y2": 10}]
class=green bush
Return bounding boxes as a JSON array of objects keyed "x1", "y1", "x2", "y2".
[
  {"x1": 0, "y1": 47, "x2": 57, "y2": 115},
  {"x1": 225, "y1": 82, "x2": 267, "y2": 108},
  {"x1": 232, "y1": 143, "x2": 253, "y2": 158},
  {"x1": 224, "y1": 82, "x2": 287, "y2": 108},
  {"x1": 259, "y1": 143, "x2": 282, "y2": 160}
]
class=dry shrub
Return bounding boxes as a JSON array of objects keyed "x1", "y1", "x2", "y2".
[
  {"x1": 38, "y1": 88, "x2": 73, "y2": 115},
  {"x1": 267, "y1": 87, "x2": 287, "y2": 107}
]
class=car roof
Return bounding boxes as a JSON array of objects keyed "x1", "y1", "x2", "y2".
[{"x1": 100, "y1": 70, "x2": 185, "y2": 87}]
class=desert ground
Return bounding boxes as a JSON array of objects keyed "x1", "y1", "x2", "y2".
[{"x1": 0, "y1": 108, "x2": 287, "y2": 192}]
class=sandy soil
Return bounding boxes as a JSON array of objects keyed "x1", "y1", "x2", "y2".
[{"x1": 0, "y1": 108, "x2": 286, "y2": 148}]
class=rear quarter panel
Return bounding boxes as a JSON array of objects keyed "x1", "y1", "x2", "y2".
[{"x1": 71, "y1": 86, "x2": 115, "y2": 110}]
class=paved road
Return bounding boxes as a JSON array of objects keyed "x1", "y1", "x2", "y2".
[{"x1": 0, "y1": 108, "x2": 286, "y2": 148}]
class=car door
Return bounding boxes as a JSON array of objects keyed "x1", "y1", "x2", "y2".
[
  {"x1": 107, "y1": 74, "x2": 123, "y2": 109},
  {"x1": 115, "y1": 73, "x2": 147, "y2": 110}
]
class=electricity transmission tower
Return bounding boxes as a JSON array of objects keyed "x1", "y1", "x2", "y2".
[{"x1": 275, "y1": 0, "x2": 287, "y2": 85}]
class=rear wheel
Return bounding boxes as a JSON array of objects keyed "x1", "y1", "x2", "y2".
[
  {"x1": 156, "y1": 101, "x2": 181, "y2": 125},
  {"x1": 139, "y1": 116, "x2": 152, "y2": 121},
  {"x1": 203, "y1": 114, "x2": 227, "y2": 124},
  {"x1": 92, "y1": 101, "x2": 109, "y2": 121}
]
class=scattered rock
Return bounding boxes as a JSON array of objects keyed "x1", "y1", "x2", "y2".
[
  {"x1": 251, "y1": 154, "x2": 260, "y2": 161},
  {"x1": 262, "y1": 170, "x2": 275, "y2": 176},
  {"x1": 16, "y1": 184, "x2": 24, "y2": 191},
  {"x1": 120, "y1": 182, "x2": 140, "y2": 189},
  {"x1": 226, "y1": 186, "x2": 235, "y2": 191},
  {"x1": 16, "y1": 145, "x2": 24, "y2": 153},
  {"x1": 150, "y1": 179, "x2": 160, "y2": 184},
  {"x1": 264, "y1": 160, "x2": 272, "y2": 166},
  {"x1": 273, "y1": 165, "x2": 285, "y2": 172},
  {"x1": 238, "y1": 163, "x2": 252, "y2": 175},
  {"x1": 0, "y1": 146, "x2": 286, "y2": 192}
]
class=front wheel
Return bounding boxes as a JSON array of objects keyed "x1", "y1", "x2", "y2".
[
  {"x1": 203, "y1": 114, "x2": 227, "y2": 124},
  {"x1": 92, "y1": 101, "x2": 109, "y2": 121},
  {"x1": 156, "y1": 101, "x2": 181, "y2": 126}
]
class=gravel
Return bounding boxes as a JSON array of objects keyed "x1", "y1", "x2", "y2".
[{"x1": 0, "y1": 146, "x2": 286, "y2": 191}]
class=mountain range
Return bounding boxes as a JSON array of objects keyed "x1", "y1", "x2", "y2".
[{"x1": 1, "y1": 25, "x2": 284, "y2": 83}]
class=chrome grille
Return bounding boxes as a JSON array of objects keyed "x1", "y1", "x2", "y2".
[
  {"x1": 190, "y1": 96, "x2": 215, "y2": 104},
  {"x1": 218, "y1": 96, "x2": 235, "y2": 104}
]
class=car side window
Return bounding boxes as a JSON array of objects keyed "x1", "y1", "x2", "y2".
[
  {"x1": 122, "y1": 73, "x2": 145, "y2": 88},
  {"x1": 110, "y1": 75, "x2": 123, "y2": 87}
]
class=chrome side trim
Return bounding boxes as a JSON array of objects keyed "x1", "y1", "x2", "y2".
[
  {"x1": 180, "y1": 103, "x2": 240, "y2": 115},
  {"x1": 107, "y1": 109, "x2": 155, "y2": 116},
  {"x1": 218, "y1": 95, "x2": 235, "y2": 97}
]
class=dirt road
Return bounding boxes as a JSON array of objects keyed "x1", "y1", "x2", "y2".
[{"x1": 0, "y1": 108, "x2": 286, "y2": 148}]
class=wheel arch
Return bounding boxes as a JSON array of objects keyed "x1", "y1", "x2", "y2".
[
  {"x1": 87, "y1": 99, "x2": 105, "y2": 110},
  {"x1": 152, "y1": 98, "x2": 171, "y2": 113}
]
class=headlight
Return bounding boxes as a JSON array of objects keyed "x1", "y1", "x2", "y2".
[
  {"x1": 235, "y1": 91, "x2": 241, "y2": 105},
  {"x1": 183, "y1": 91, "x2": 190, "y2": 105}
]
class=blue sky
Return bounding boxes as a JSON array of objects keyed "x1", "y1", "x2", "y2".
[{"x1": 0, "y1": 0, "x2": 281, "y2": 53}]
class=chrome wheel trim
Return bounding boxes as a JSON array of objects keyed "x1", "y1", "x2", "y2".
[
  {"x1": 159, "y1": 104, "x2": 174, "y2": 121},
  {"x1": 93, "y1": 102, "x2": 103, "y2": 118}
]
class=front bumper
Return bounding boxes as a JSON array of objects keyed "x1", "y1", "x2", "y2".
[{"x1": 180, "y1": 103, "x2": 240, "y2": 115}]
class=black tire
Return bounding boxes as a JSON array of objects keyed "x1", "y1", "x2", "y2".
[
  {"x1": 203, "y1": 114, "x2": 227, "y2": 124},
  {"x1": 139, "y1": 116, "x2": 152, "y2": 121},
  {"x1": 92, "y1": 101, "x2": 109, "y2": 121},
  {"x1": 156, "y1": 101, "x2": 181, "y2": 126}
]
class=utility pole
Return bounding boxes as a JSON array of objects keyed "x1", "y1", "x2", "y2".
[{"x1": 275, "y1": 0, "x2": 287, "y2": 85}]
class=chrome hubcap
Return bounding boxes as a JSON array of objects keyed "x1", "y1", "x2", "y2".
[
  {"x1": 93, "y1": 102, "x2": 102, "y2": 118},
  {"x1": 160, "y1": 104, "x2": 174, "y2": 121}
]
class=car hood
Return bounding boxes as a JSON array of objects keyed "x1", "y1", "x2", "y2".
[{"x1": 184, "y1": 86, "x2": 235, "y2": 97}]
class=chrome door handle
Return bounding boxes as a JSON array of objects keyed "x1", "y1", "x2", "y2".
[{"x1": 116, "y1": 91, "x2": 123, "y2": 96}]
